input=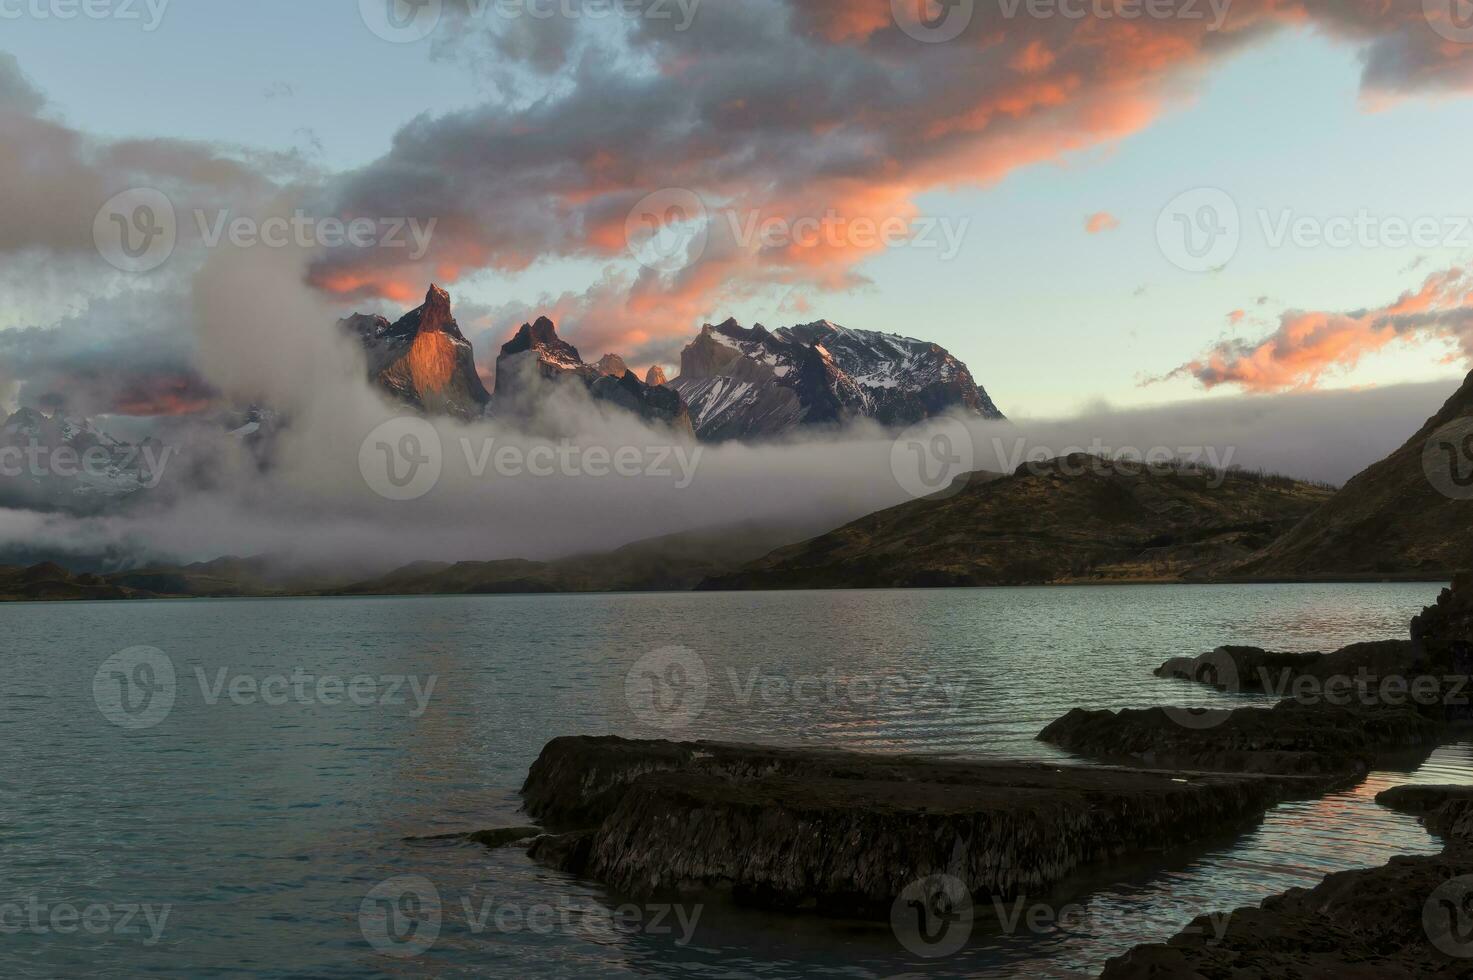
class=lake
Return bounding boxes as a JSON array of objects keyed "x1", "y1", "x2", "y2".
[{"x1": 1, "y1": 583, "x2": 1463, "y2": 978}]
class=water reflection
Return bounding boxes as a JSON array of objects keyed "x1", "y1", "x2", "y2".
[{"x1": 0, "y1": 583, "x2": 1457, "y2": 978}]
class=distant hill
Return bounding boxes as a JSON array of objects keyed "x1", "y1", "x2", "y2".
[
  {"x1": 335, "y1": 521, "x2": 814, "y2": 596},
  {"x1": 0, "y1": 522, "x2": 817, "y2": 602},
  {"x1": 1234, "y1": 370, "x2": 1473, "y2": 580},
  {"x1": 698, "y1": 456, "x2": 1336, "y2": 590}
]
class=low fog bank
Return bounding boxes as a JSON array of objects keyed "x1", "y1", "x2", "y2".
[
  {"x1": 1, "y1": 235, "x2": 1462, "y2": 577},
  {"x1": 979, "y1": 381, "x2": 1459, "y2": 488},
  {"x1": 5, "y1": 374, "x2": 1455, "y2": 578}
]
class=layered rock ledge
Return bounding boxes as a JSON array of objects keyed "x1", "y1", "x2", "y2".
[
  {"x1": 1038, "y1": 699, "x2": 1445, "y2": 775},
  {"x1": 1100, "y1": 786, "x2": 1473, "y2": 978},
  {"x1": 519, "y1": 736, "x2": 1335, "y2": 918}
]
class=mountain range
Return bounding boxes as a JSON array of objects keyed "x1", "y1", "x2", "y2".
[
  {"x1": 0, "y1": 407, "x2": 166, "y2": 515},
  {"x1": 7, "y1": 358, "x2": 1471, "y2": 598},
  {"x1": 343, "y1": 285, "x2": 1003, "y2": 440}
]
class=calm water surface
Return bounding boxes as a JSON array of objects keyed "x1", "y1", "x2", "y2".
[{"x1": 1, "y1": 584, "x2": 1464, "y2": 978}]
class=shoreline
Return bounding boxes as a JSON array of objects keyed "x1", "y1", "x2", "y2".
[{"x1": 0, "y1": 573, "x2": 1453, "y2": 605}]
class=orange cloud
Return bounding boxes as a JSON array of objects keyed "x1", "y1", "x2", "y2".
[
  {"x1": 1160, "y1": 266, "x2": 1473, "y2": 392},
  {"x1": 307, "y1": 0, "x2": 1473, "y2": 357}
]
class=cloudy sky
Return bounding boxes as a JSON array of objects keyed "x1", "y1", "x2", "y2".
[{"x1": 4, "y1": 0, "x2": 1473, "y2": 420}]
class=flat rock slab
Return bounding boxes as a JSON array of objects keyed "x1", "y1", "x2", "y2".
[
  {"x1": 520, "y1": 736, "x2": 1334, "y2": 918},
  {"x1": 1101, "y1": 785, "x2": 1473, "y2": 978}
]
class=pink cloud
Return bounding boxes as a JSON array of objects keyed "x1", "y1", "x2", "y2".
[
  {"x1": 1158, "y1": 266, "x2": 1473, "y2": 392},
  {"x1": 307, "y1": 1, "x2": 1473, "y2": 357}
]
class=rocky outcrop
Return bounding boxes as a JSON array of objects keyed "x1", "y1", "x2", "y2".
[
  {"x1": 644, "y1": 365, "x2": 668, "y2": 387},
  {"x1": 1102, "y1": 786, "x2": 1473, "y2": 978},
  {"x1": 594, "y1": 354, "x2": 629, "y2": 378},
  {"x1": 493, "y1": 317, "x2": 694, "y2": 436},
  {"x1": 1377, "y1": 784, "x2": 1473, "y2": 840},
  {"x1": 1413, "y1": 572, "x2": 1473, "y2": 661},
  {"x1": 1155, "y1": 640, "x2": 1427, "y2": 697},
  {"x1": 1038, "y1": 699, "x2": 1444, "y2": 775},
  {"x1": 519, "y1": 736, "x2": 1334, "y2": 918},
  {"x1": 344, "y1": 284, "x2": 491, "y2": 421},
  {"x1": 1156, "y1": 645, "x2": 1322, "y2": 692},
  {"x1": 1052, "y1": 579, "x2": 1473, "y2": 776},
  {"x1": 670, "y1": 317, "x2": 1003, "y2": 441}
]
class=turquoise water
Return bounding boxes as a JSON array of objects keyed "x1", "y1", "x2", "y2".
[{"x1": 0, "y1": 584, "x2": 1461, "y2": 978}]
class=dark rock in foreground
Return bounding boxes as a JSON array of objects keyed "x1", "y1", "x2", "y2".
[
  {"x1": 1101, "y1": 786, "x2": 1473, "y2": 978},
  {"x1": 1155, "y1": 645, "x2": 1322, "y2": 691},
  {"x1": 520, "y1": 736, "x2": 1336, "y2": 918},
  {"x1": 1376, "y1": 785, "x2": 1473, "y2": 842},
  {"x1": 1156, "y1": 639, "x2": 1446, "y2": 702},
  {"x1": 1414, "y1": 573, "x2": 1473, "y2": 661},
  {"x1": 1039, "y1": 699, "x2": 1443, "y2": 776}
]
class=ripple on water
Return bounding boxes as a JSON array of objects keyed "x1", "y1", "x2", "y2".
[{"x1": 0, "y1": 583, "x2": 1461, "y2": 979}]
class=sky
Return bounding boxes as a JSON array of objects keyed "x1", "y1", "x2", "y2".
[{"x1": 3, "y1": 0, "x2": 1473, "y2": 420}]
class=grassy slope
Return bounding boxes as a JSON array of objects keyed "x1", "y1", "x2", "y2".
[
  {"x1": 1234, "y1": 370, "x2": 1473, "y2": 579},
  {"x1": 699, "y1": 457, "x2": 1335, "y2": 590}
]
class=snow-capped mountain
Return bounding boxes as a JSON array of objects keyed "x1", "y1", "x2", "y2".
[
  {"x1": 340, "y1": 284, "x2": 1001, "y2": 443},
  {"x1": 670, "y1": 318, "x2": 1002, "y2": 441},
  {"x1": 494, "y1": 317, "x2": 694, "y2": 436},
  {"x1": 343, "y1": 284, "x2": 491, "y2": 422},
  {"x1": 0, "y1": 408, "x2": 166, "y2": 514}
]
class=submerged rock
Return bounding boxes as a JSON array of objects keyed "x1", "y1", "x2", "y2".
[
  {"x1": 520, "y1": 736, "x2": 1334, "y2": 918},
  {"x1": 404, "y1": 826, "x2": 542, "y2": 848}
]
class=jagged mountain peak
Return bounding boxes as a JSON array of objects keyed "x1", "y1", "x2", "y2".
[
  {"x1": 595, "y1": 354, "x2": 630, "y2": 378},
  {"x1": 493, "y1": 315, "x2": 693, "y2": 435},
  {"x1": 672, "y1": 315, "x2": 1004, "y2": 440},
  {"x1": 345, "y1": 284, "x2": 489, "y2": 420},
  {"x1": 645, "y1": 365, "x2": 669, "y2": 387},
  {"x1": 419, "y1": 283, "x2": 453, "y2": 331},
  {"x1": 502, "y1": 316, "x2": 582, "y2": 369}
]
